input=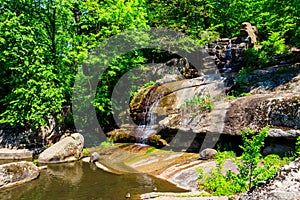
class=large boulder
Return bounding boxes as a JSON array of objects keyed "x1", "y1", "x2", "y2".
[
  {"x1": 239, "y1": 158, "x2": 300, "y2": 200},
  {"x1": 224, "y1": 93, "x2": 300, "y2": 135},
  {"x1": 38, "y1": 133, "x2": 84, "y2": 163},
  {"x1": 0, "y1": 161, "x2": 39, "y2": 189}
]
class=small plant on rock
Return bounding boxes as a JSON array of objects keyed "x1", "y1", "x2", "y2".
[
  {"x1": 180, "y1": 94, "x2": 214, "y2": 115},
  {"x1": 100, "y1": 138, "x2": 115, "y2": 149},
  {"x1": 82, "y1": 148, "x2": 90, "y2": 156}
]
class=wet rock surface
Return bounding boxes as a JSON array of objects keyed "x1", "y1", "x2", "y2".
[
  {"x1": 239, "y1": 158, "x2": 300, "y2": 200},
  {"x1": 88, "y1": 144, "x2": 238, "y2": 192},
  {"x1": 0, "y1": 161, "x2": 39, "y2": 189}
]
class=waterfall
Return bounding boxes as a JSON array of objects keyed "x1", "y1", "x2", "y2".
[{"x1": 134, "y1": 88, "x2": 163, "y2": 144}]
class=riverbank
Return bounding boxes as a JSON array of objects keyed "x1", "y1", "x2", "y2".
[{"x1": 86, "y1": 143, "x2": 239, "y2": 199}]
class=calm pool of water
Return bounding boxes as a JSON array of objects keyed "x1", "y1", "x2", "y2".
[{"x1": 0, "y1": 161, "x2": 186, "y2": 200}]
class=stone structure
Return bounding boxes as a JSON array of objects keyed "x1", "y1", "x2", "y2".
[{"x1": 89, "y1": 152, "x2": 101, "y2": 163}]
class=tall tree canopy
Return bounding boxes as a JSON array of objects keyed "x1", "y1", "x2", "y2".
[{"x1": 0, "y1": 0, "x2": 299, "y2": 131}]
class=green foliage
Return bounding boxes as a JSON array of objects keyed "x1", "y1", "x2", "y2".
[
  {"x1": 180, "y1": 94, "x2": 214, "y2": 113},
  {"x1": 197, "y1": 126, "x2": 286, "y2": 196},
  {"x1": 94, "y1": 51, "x2": 148, "y2": 126},
  {"x1": 238, "y1": 126, "x2": 269, "y2": 189},
  {"x1": 259, "y1": 32, "x2": 289, "y2": 63},
  {"x1": 0, "y1": 0, "x2": 75, "y2": 127},
  {"x1": 1, "y1": 0, "x2": 299, "y2": 133},
  {"x1": 214, "y1": 151, "x2": 236, "y2": 160},
  {"x1": 145, "y1": 146, "x2": 157, "y2": 155},
  {"x1": 196, "y1": 153, "x2": 243, "y2": 196},
  {"x1": 233, "y1": 68, "x2": 253, "y2": 91},
  {"x1": 226, "y1": 92, "x2": 251, "y2": 101},
  {"x1": 142, "y1": 81, "x2": 157, "y2": 88},
  {"x1": 130, "y1": 80, "x2": 157, "y2": 100},
  {"x1": 100, "y1": 138, "x2": 115, "y2": 149},
  {"x1": 82, "y1": 148, "x2": 90, "y2": 156},
  {"x1": 243, "y1": 48, "x2": 261, "y2": 68},
  {"x1": 295, "y1": 136, "x2": 300, "y2": 157},
  {"x1": 33, "y1": 159, "x2": 38, "y2": 166}
]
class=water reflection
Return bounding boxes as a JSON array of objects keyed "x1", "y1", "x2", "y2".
[
  {"x1": 46, "y1": 162, "x2": 83, "y2": 185},
  {"x1": 0, "y1": 161, "x2": 185, "y2": 200}
]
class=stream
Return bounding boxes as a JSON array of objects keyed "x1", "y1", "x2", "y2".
[{"x1": 0, "y1": 161, "x2": 186, "y2": 200}]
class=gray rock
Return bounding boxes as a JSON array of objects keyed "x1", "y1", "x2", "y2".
[
  {"x1": 199, "y1": 148, "x2": 217, "y2": 160},
  {"x1": 38, "y1": 133, "x2": 84, "y2": 163},
  {"x1": 268, "y1": 128, "x2": 300, "y2": 137},
  {"x1": 239, "y1": 158, "x2": 300, "y2": 200},
  {"x1": 0, "y1": 161, "x2": 39, "y2": 189},
  {"x1": 156, "y1": 74, "x2": 180, "y2": 85},
  {"x1": 89, "y1": 152, "x2": 101, "y2": 162},
  {"x1": 0, "y1": 148, "x2": 33, "y2": 159},
  {"x1": 224, "y1": 93, "x2": 300, "y2": 136}
]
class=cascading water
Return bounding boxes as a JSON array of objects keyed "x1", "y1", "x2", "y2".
[{"x1": 134, "y1": 87, "x2": 163, "y2": 144}]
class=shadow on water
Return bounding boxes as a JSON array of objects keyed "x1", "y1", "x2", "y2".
[{"x1": 0, "y1": 161, "x2": 186, "y2": 200}]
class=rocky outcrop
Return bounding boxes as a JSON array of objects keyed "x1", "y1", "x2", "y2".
[
  {"x1": 88, "y1": 144, "x2": 238, "y2": 192},
  {"x1": 108, "y1": 75, "x2": 226, "y2": 147},
  {"x1": 224, "y1": 93, "x2": 300, "y2": 135},
  {"x1": 89, "y1": 152, "x2": 101, "y2": 162},
  {"x1": 0, "y1": 106, "x2": 73, "y2": 149},
  {"x1": 38, "y1": 133, "x2": 84, "y2": 163},
  {"x1": 206, "y1": 22, "x2": 258, "y2": 73},
  {"x1": 0, "y1": 161, "x2": 39, "y2": 188},
  {"x1": 121, "y1": 64, "x2": 300, "y2": 152},
  {"x1": 239, "y1": 158, "x2": 300, "y2": 200},
  {"x1": 236, "y1": 63, "x2": 300, "y2": 94},
  {"x1": 130, "y1": 75, "x2": 225, "y2": 126}
]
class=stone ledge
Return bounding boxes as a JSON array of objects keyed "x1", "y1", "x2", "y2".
[{"x1": 0, "y1": 148, "x2": 33, "y2": 160}]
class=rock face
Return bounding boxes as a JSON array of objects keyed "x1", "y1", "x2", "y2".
[
  {"x1": 224, "y1": 93, "x2": 300, "y2": 135},
  {"x1": 120, "y1": 75, "x2": 225, "y2": 147},
  {"x1": 130, "y1": 75, "x2": 225, "y2": 126},
  {"x1": 239, "y1": 158, "x2": 300, "y2": 200},
  {"x1": 116, "y1": 64, "x2": 300, "y2": 152},
  {"x1": 0, "y1": 161, "x2": 39, "y2": 188},
  {"x1": 0, "y1": 106, "x2": 73, "y2": 149},
  {"x1": 38, "y1": 133, "x2": 84, "y2": 163}
]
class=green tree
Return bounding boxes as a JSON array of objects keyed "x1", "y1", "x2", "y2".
[
  {"x1": 196, "y1": 126, "x2": 285, "y2": 196},
  {"x1": 238, "y1": 125, "x2": 269, "y2": 190},
  {"x1": 0, "y1": 0, "x2": 149, "y2": 131},
  {"x1": 0, "y1": 0, "x2": 76, "y2": 127}
]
